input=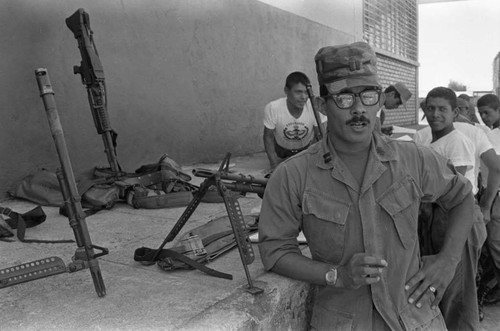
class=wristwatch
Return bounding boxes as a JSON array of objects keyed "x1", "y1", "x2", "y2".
[{"x1": 325, "y1": 266, "x2": 338, "y2": 286}]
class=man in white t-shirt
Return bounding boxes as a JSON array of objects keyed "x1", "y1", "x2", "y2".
[
  {"x1": 415, "y1": 128, "x2": 476, "y2": 184},
  {"x1": 417, "y1": 103, "x2": 500, "y2": 321},
  {"x1": 415, "y1": 121, "x2": 500, "y2": 221},
  {"x1": 263, "y1": 72, "x2": 326, "y2": 170},
  {"x1": 415, "y1": 86, "x2": 485, "y2": 330}
]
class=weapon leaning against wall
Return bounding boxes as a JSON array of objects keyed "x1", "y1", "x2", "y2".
[
  {"x1": 63, "y1": 8, "x2": 199, "y2": 212},
  {"x1": 0, "y1": 69, "x2": 108, "y2": 297}
]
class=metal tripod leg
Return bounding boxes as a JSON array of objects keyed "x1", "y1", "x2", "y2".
[{"x1": 217, "y1": 182, "x2": 263, "y2": 295}]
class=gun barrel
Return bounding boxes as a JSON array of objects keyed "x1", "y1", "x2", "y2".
[
  {"x1": 193, "y1": 168, "x2": 267, "y2": 186},
  {"x1": 306, "y1": 84, "x2": 324, "y2": 141},
  {"x1": 36, "y1": 68, "x2": 107, "y2": 297},
  {"x1": 223, "y1": 182, "x2": 265, "y2": 195}
]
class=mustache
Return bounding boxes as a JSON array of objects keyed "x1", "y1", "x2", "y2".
[{"x1": 345, "y1": 115, "x2": 370, "y2": 125}]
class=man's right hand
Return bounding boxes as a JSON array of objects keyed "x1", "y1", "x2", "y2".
[{"x1": 337, "y1": 253, "x2": 388, "y2": 289}]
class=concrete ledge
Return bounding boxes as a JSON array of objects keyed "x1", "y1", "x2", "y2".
[{"x1": 181, "y1": 272, "x2": 312, "y2": 331}]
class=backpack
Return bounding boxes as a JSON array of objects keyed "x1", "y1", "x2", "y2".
[{"x1": 9, "y1": 154, "x2": 198, "y2": 212}]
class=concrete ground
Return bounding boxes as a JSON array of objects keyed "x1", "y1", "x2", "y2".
[
  {"x1": 1, "y1": 151, "x2": 500, "y2": 330},
  {"x1": 1, "y1": 152, "x2": 311, "y2": 331}
]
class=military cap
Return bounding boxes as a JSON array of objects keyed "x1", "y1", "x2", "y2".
[
  {"x1": 393, "y1": 82, "x2": 412, "y2": 106},
  {"x1": 314, "y1": 41, "x2": 381, "y2": 94}
]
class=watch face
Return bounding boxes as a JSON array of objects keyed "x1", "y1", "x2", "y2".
[{"x1": 326, "y1": 269, "x2": 336, "y2": 285}]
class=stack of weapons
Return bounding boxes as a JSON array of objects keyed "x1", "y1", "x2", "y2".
[
  {"x1": 1, "y1": 7, "x2": 271, "y2": 297},
  {"x1": 0, "y1": 8, "x2": 111, "y2": 297}
]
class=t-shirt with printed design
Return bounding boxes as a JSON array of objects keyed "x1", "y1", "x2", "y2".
[{"x1": 263, "y1": 97, "x2": 326, "y2": 150}]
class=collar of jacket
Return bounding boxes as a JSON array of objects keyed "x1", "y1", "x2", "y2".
[{"x1": 313, "y1": 132, "x2": 398, "y2": 170}]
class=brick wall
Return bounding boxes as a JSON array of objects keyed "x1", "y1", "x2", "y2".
[{"x1": 376, "y1": 54, "x2": 418, "y2": 126}]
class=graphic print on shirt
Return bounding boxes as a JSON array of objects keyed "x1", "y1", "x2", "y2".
[{"x1": 283, "y1": 122, "x2": 309, "y2": 141}]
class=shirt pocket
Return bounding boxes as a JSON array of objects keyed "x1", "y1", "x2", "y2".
[
  {"x1": 377, "y1": 175, "x2": 422, "y2": 250},
  {"x1": 302, "y1": 189, "x2": 351, "y2": 263},
  {"x1": 398, "y1": 300, "x2": 443, "y2": 331}
]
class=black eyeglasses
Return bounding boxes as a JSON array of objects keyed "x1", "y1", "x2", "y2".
[{"x1": 326, "y1": 90, "x2": 381, "y2": 109}]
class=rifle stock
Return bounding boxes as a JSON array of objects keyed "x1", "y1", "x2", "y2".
[{"x1": 66, "y1": 8, "x2": 120, "y2": 174}]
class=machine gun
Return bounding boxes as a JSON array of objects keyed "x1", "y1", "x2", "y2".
[
  {"x1": 0, "y1": 69, "x2": 109, "y2": 297},
  {"x1": 306, "y1": 84, "x2": 325, "y2": 141},
  {"x1": 66, "y1": 8, "x2": 121, "y2": 175},
  {"x1": 192, "y1": 167, "x2": 266, "y2": 198},
  {"x1": 137, "y1": 153, "x2": 267, "y2": 295}
]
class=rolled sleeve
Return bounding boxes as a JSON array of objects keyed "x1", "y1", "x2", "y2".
[
  {"x1": 263, "y1": 102, "x2": 276, "y2": 130},
  {"x1": 418, "y1": 145, "x2": 473, "y2": 211},
  {"x1": 258, "y1": 162, "x2": 303, "y2": 271}
]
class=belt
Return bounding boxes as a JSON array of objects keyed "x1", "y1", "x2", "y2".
[
  {"x1": 288, "y1": 148, "x2": 304, "y2": 153},
  {"x1": 274, "y1": 141, "x2": 310, "y2": 158}
]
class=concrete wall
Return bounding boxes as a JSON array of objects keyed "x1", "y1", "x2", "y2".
[{"x1": 0, "y1": 0, "x2": 362, "y2": 199}]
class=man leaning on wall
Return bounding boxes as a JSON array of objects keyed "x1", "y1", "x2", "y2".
[{"x1": 258, "y1": 41, "x2": 474, "y2": 330}]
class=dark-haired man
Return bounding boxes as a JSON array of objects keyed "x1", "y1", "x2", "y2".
[
  {"x1": 263, "y1": 71, "x2": 326, "y2": 170},
  {"x1": 415, "y1": 87, "x2": 486, "y2": 330},
  {"x1": 458, "y1": 94, "x2": 481, "y2": 124},
  {"x1": 259, "y1": 42, "x2": 474, "y2": 330},
  {"x1": 379, "y1": 82, "x2": 412, "y2": 126}
]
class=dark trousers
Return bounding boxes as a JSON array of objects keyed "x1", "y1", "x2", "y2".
[
  {"x1": 485, "y1": 195, "x2": 500, "y2": 285},
  {"x1": 419, "y1": 202, "x2": 486, "y2": 330}
]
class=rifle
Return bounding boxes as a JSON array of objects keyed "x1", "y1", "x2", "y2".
[
  {"x1": 306, "y1": 84, "x2": 324, "y2": 141},
  {"x1": 0, "y1": 68, "x2": 108, "y2": 297},
  {"x1": 66, "y1": 8, "x2": 121, "y2": 175},
  {"x1": 139, "y1": 153, "x2": 267, "y2": 295},
  {"x1": 192, "y1": 168, "x2": 266, "y2": 197}
]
